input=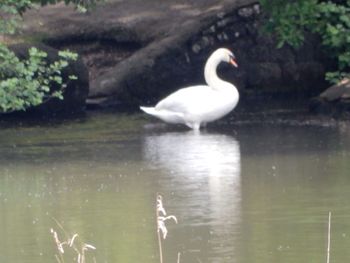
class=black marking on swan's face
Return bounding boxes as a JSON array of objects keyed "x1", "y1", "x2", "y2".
[
  {"x1": 212, "y1": 48, "x2": 238, "y2": 67},
  {"x1": 228, "y1": 53, "x2": 238, "y2": 67}
]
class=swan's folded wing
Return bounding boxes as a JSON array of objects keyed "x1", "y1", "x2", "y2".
[{"x1": 155, "y1": 86, "x2": 212, "y2": 113}]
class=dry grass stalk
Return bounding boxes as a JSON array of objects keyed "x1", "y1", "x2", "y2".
[
  {"x1": 327, "y1": 212, "x2": 331, "y2": 263},
  {"x1": 50, "y1": 218, "x2": 96, "y2": 263},
  {"x1": 156, "y1": 194, "x2": 178, "y2": 263}
]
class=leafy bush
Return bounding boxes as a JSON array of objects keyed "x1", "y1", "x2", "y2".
[
  {"x1": 33, "y1": 0, "x2": 101, "y2": 13},
  {"x1": 260, "y1": 0, "x2": 350, "y2": 83},
  {"x1": 0, "y1": 0, "x2": 32, "y2": 35},
  {"x1": 0, "y1": 44, "x2": 77, "y2": 112},
  {"x1": 0, "y1": 0, "x2": 87, "y2": 113}
]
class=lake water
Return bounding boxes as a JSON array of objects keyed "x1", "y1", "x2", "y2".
[{"x1": 1, "y1": 108, "x2": 350, "y2": 263}]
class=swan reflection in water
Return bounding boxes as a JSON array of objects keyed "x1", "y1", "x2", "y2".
[{"x1": 143, "y1": 131, "x2": 241, "y2": 261}]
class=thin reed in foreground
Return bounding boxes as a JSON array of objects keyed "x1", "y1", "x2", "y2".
[{"x1": 156, "y1": 194, "x2": 178, "y2": 263}]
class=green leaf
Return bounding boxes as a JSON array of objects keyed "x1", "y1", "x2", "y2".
[{"x1": 260, "y1": 0, "x2": 350, "y2": 85}]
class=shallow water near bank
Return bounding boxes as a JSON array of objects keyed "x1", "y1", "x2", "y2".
[{"x1": 1, "y1": 109, "x2": 350, "y2": 263}]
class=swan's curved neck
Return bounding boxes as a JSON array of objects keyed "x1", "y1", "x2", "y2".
[{"x1": 204, "y1": 55, "x2": 233, "y2": 90}]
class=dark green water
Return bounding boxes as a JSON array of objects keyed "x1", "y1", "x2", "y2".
[{"x1": 1, "y1": 111, "x2": 350, "y2": 263}]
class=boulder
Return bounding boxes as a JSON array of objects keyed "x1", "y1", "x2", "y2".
[
  {"x1": 86, "y1": 2, "x2": 327, "y2": 105},
  {"x1": 320, "y1": 78, "x2": 350, "y2": 101},
  {"x1": 9, "y1": 43, "x2": 89, "y2": 116},
  {"x1": 309, "y1": 78, "x2": 350, "y2": 116},
  {"x1": 246, "y1": 62, "x2": 282, "y2": 88},
  {"x1": 20, "y1": 0, "x2": 329, "y2": 108}
]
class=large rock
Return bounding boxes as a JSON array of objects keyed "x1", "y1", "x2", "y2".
[
  {"x1": 9, "y1": 43, "x2": 89, "y2": 116},
  {"x1": 309, "y1": 78, "x2": 350, "y2": 116},
  {"x1": 85, "y1": 2, "x2": 327, "y2": 106},
  {"x1": 21, "y1": 0, "x2": 329, "y2": 108}
]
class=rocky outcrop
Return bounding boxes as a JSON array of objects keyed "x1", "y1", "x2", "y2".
[
  {"x1": 9, "y1": 43, "x2": 89, "y2": 116},
  {"x1": 310, "y1": 78, "x2": 350, "y2": 116},
  {"x1": 21, "y1": 0, "x2": 329, "y2": 109}
]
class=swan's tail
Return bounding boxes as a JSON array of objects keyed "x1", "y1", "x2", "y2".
[
  {"x1": 140, "y1": 106, "x2": 184, "y2": 124},
  {"x1": 140, "y1": 106, "x2": 158, "y2": 116}
]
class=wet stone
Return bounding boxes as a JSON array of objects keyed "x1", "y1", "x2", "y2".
[{"x1": 238, "y1": 7, "x2": 254, "y2": 18}]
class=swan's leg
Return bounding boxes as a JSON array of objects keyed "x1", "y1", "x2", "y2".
[
  {"x1": 193, "y1": 123, "x2": 200, "y2": 130},
  {"x1": 185, "y1": 122, "x2": 200, "y2": 130}
]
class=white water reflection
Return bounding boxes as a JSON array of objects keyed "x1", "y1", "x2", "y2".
[{"x1": 143, "y1": 131, "x2": 241, "y2": 261}]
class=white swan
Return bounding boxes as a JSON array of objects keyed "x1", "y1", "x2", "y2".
[{"x1": 140, "y1": 48, "x2": 239, "y2": 130}]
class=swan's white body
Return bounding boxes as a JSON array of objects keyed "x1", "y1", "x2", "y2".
[{"x1": 140, "y1": 48, "x2": 239, "y2": 130}]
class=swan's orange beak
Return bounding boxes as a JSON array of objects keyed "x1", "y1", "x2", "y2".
[{"x1": 230, "y1": 58, "x2": 238, "y2": 67}]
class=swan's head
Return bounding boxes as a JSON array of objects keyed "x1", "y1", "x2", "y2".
[{"x1": 213, "y1": 48, "x2": 238, "y2": 67}]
